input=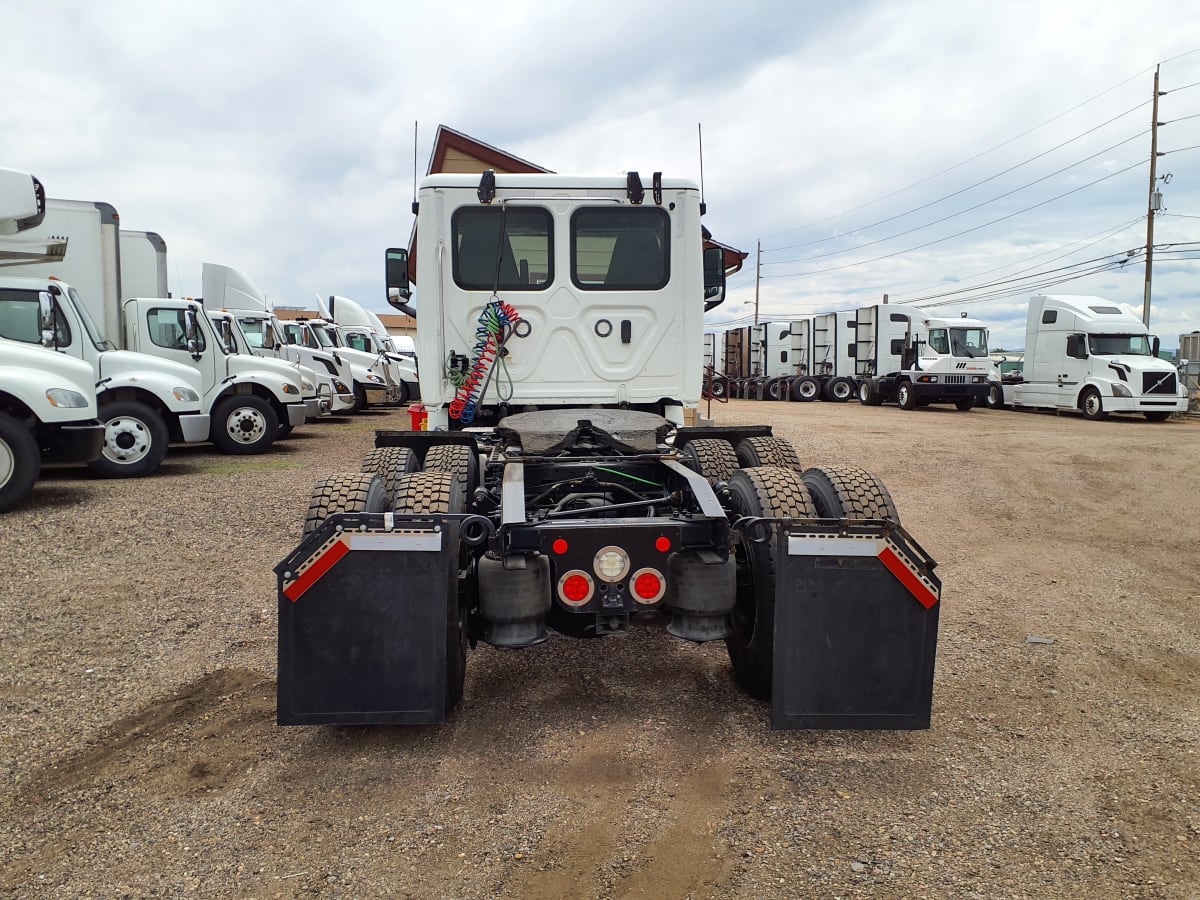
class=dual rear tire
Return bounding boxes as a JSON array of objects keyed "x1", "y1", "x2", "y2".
[{"x1": 724, "y1": 463, "x2": 899, "y2": 700}]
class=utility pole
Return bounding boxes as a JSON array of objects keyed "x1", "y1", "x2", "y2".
[
  {"x1": 1143, "y1": 65, "x2": 1162, "y2": 327},
  {"x1": 754, "y1": 239, "x2": 761, "y2": 326}
]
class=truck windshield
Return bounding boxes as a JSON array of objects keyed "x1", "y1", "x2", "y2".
[
  {"x1": 344, "y1": 332, "x2": 373, "y2": 353},
  {"x1": 66, "y1": 287, "x2": 110, "y2": 351},
  {"x1": 238, "y1": 316, "x2": 271, "y2": 349},
  {"x1": 949, "y1": 327, "x2": 987, "y2": 358},
  {"x1": 310, "y1": 324, "x2": 339, "y2": 348},
  {"x1": 1088, "y1": 334, "x2": 1151, "y2": 356}
]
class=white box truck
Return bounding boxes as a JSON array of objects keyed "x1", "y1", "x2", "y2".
[
  {"x1": 6, "y1": 201, "x2": 307, "y2": 454},
  {"x1": 989, "y1": 295, "x2": 1187, "y2": 421},
  {"x1": 0, "y1": 186, "x2": 210, "y2": 475},
  {"x1": 0, "y1": 170, "x2": 104, "y2": 509}
]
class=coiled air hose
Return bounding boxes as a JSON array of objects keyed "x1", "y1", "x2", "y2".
[{"x1": 449, "y1": 299, "x2": 522, "y2": 423}]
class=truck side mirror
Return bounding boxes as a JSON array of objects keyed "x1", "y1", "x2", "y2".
[
  {"x1": 703, "y1": 246, "x2": 726, "y2": 311},
  {"x1": 1152, "y1": 336, "x2": 1161, "y2": 358},
  {"x1": 37, "y1": 291, "x2": 57, "y2": 348},
  {"x1": 184, "y1": 307, "x2": 203, "y2": 361},
  {"x1": 1066, "y1": 334, "x2": 1087, "y2": 359}
]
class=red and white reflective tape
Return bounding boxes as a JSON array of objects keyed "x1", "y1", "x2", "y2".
[
  {"x1": 282, "y1": 530, "x2": 441, "y2": 603},
  {"x1": 786, "y1": 533, "x2": 940, "y2": 610}
]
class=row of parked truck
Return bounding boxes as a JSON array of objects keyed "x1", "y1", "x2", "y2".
[
  {"x1": 0, "y1": 167, "x2": 420, "y2": 513},
  {"x1": 706, "y1": 297, "x2": 1188, "y2": 421}
]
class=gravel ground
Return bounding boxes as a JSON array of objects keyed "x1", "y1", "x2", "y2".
[{"x1": 1, "y1": 401, "x2": 1197, "y2": 898}]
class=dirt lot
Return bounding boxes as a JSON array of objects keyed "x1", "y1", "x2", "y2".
[{"x1": 1, "y1": 401, "x2": 1197, "y2": 898}]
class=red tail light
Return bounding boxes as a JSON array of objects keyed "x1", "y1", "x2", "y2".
[
  {"x1": 631, "y1": 568, "x2": 666, "y2": 604},
  {"x1": 558, "y1": 570, "x2": 594, "y2": 607}
]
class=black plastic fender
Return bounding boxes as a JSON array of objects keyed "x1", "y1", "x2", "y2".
[
  {"x1": 770, "y1": 520, "x2": 940, "y2": 729},
  {"x1": 276, "y1": 513, "x2": 484, "y2": 725}
]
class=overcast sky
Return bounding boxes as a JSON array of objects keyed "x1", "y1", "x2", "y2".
[{"x1": 3, "y1": 0, "x2": 1198, "y2": 350}]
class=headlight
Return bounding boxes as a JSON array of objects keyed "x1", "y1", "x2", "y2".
[
  {"x1": 282, "y1": 383, "x2": 299, "y2": 395},
  {"x1": 367, "y1": 374, "x2": 384, "y2": 383},
  {"x1": 172, "y1": 387, "x2": 200, "y2": 402},
  {"x1": 46, "y1": 388, "x2": 89, "y2": 409},
  {"x1": 301, "y1": 379, "x2": 315, "y2": 393},
  {"x1": 1112, "y1": 383, "x2": 1132, "y2": 398},
  {"x1": 971, "y1": 376, "x2": 987, "y2": 384},
  {"x1": 917, "y1": 375, "x2": 939, "y2": 384},
  {"x1": 333, "y1": 379, "x2": 350, "y2": 394}
]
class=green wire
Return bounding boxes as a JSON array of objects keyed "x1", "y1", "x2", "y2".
[{"x1": 594, "y1": 466, "x2": 663, "y2": 488}]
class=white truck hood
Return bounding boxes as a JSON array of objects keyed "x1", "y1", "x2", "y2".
[{"x1": 97, "y1": 348, "x2": 204, "y2": 393}]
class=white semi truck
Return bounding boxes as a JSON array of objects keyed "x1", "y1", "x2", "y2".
[
  {"x1": 854, "y1": 306, "x2": 995, "y2": 410},
  {"x1": 322, "y1": 295, "x2": 418, "y2": 404},
  {"x1": 281, "y1": 306, "x2": 402, "y2": 411},
  {"x1": 0, "y1": 183, "x2": 210, "y2": 476},
  {"x1": 201, "y1": 262, "x2": 354, "y2": 417},
  {"x1": 988, "y1": 295, "x2": 1188, "y2": 421},
  {"x1": 277, "y1": 169, "x2": 944, "y2": 732}
]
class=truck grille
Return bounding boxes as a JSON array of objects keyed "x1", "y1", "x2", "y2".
[
  {"x1": 943, "y1": 375, "x2": 967, "y2": 385},
  {"x1": 1143, "y1": 372, "x2": 1177, "y2": 394}
]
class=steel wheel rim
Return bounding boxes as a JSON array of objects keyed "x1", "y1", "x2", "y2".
[
  {"x1": 833, "y1": 382, "x2": 851, "y2": 400},
  {"x1": 1084, "y1": 393, "x2": 1101, "y2": 415},
  {"x1": 226, "y1": 407, "x2": 268, "y2": 443},
  {"x1": 800, "y1": 382, "x2": 817, "y2": 399},
  {"x1": 102, "y1": 416, "x2": 151, "y2": 464},
  {"x1": 0, "y1": 439, "x2": 14, "y2": 489},
  {"x1": 898, "y1": 385, "x2": 909, "y2": 404}
]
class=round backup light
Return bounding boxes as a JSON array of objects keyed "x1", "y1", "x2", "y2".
[
  {"x1": 558, "y1": 570, "x2": 594, "y2": 606},
  {"x1": 593, "y1": 546, "x2": 631, "y2": 583},
  {"x1": 551, "y1": 538, "x2": 569, "y2": 555},
  {"x1": 654, "y1": 536, "x2": 671, "y2": 553},
  {"x1": 631, "y1": 568, "x2": 666, "y2": 604}
]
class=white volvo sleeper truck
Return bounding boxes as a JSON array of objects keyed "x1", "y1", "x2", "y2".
[
  {"x1": 276, "y1": 170, "x2": 943, "y2": 730},
  {"x1": 987, "y1": 295, "x2": 1187, "y2": 421}
]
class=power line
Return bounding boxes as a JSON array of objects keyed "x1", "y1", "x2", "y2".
[
  {"x1": 763, "y1": 102, "x2": 1151, "y2": 253},
  {"x1": 764, "y1": 131, "x2": 1148, "y2": 265},
  {"x1": 759, "y1": 63, "x2": 1160, "y2": 241},
  {"x1": 888, "y1": 216, "x2": 1144, "y2": 300},
  {"x1": 762, "y1": 158, "x2": 1147, "y2": 279},
  {"x1": 901, "y1": 250, "x2": 1141, "y2": 306}
]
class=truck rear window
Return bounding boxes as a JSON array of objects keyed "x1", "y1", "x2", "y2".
[
  {"x1": 571, "y1": 208, "x2": 670, "y2": 291},
  {"x1": 452, "y1": 207, "x2": 553, "y2": 291}
]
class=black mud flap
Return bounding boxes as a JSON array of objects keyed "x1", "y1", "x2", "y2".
[
  {"x1": 771, "y1": 521, "x2": 941, "y2": 730},
  {"x1": 276, "y1": 513, "x2": 461, "y2": 725}
]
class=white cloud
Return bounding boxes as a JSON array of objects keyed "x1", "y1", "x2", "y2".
[{"x1": 1, "y1": 0, "x2": 1197, "y2": 352}]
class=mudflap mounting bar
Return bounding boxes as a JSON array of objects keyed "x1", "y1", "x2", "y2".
[
  {"x1": 770, "y1": 518, "x2": 941, "y2": 730},
  {"x1": 275, "y1": 512, "x2": 480, "y2": 725}
]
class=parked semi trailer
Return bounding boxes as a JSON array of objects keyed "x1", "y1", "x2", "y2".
[
  {"x1": 988, "y1": 295, "x2": 1187, "y2": 421},
  {"x1": 277, "y1": 170, "x2": 942, "y2": 730}
]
